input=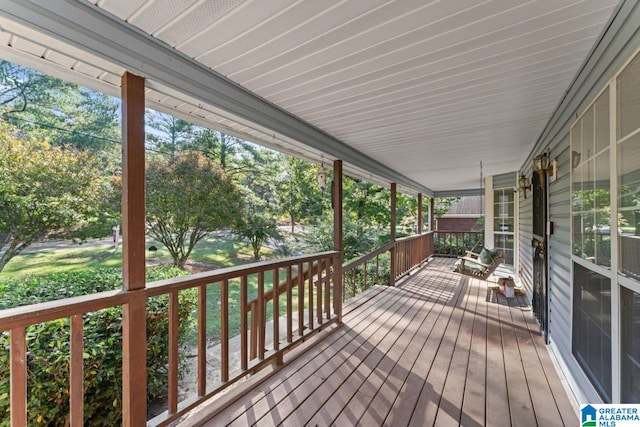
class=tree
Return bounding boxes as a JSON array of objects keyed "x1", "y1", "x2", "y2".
[
  {"x1": 187, "y1": 129, "x2": 260, "y2": 174},
  {"x1": 233, "y1": 207, "x2": 280, "y2": 260},
  {"x1": 0, "y1": 124, "x2": 106, "y2": 272},
  {"x1": 277, "y1": 155, "x2": 324, "y2": 233},
  {"x1": 146, "y1": 152, "x2": 243, "y2": 268},
  {"x1": 1, "y1": 60, "x2": 73, "y2": 116},
  {"x1": 146, "y1": 110, "x2": 194, "y2": 155}
]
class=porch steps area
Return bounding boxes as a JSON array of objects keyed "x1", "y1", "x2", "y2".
[{"x1": 189, "y1": 258, "x2": 575, "y2": 426}]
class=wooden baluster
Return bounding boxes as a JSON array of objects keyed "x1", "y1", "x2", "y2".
[
  {"x1": 363, "y1": 260, "x2": 367, "y2": 290},
  {"x1": 286, "y1": 265, "x2": 293, "y2": 343},
  {"x1": 316, "y1": 259, "x2": 322, "y2": 325},
  {"x1": 221, "y1": 280, "x2": 229, "y2": 383},
  {"x1": 250, "y1": 301, "x2": 258, "y2": 361},
  {"x1": 273, "y1": 269, "x2": 279, "y2": 352},
  {"x1": 168, "y1": 291, "x2": 179, "y2": 414},
  {"x1": 376, "y1": 255, "x2": 380, "y2": 285},
  {"x1": 240, "y1": 276, "x2": 248, "y2": 370},
  {"x1": 308, "y1": 261, "x2": 314, "y2": 330},
  {"x1": 198, "y1": 285, "x2": 207, "y2": 395},
  {"x1": 298, "y1": 262, "x2": 304, "y2": 336},
  {"x1": 10, "y1": 326, "x2": 26, "y2": 426},
  {"x1": 70, "y1": 315, "x2": 84, "y2": 426},
  {"x1": 324, "y1": 258, "x2": 331, "y2": 320},
  {"x1": 258, "y1": 272, "x2": 265, "y2": 360}
]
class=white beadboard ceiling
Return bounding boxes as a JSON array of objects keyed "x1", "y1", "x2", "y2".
[{"x1": 0, "y1": 0, "x2": 621, "y2": 195}]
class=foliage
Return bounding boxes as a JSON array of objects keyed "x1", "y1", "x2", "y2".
[
  {"x1": 276, "y1": 155, "x2": 325, "y2": 232},
  {"x1": 0, "y1": 61, "x2": 74, "y2": 116},
  {"x1": 0, "y1": 266, "x2": 194, "y2": 426},
  {"x1": 146, "y1": 152, "x2": 243, "y2": 268},
  {"x1": 145, "y1": 110, "x2": 193, "y2": 155},
  {"x1": 0, "y1": 124, "x2": 107, "y2": 273},
  {"x1": 233, "y1": 206, "x2": 280, "y2": 260},
  {"x1": 434, "y1": 197, "x2": 460, "y2": 218}
]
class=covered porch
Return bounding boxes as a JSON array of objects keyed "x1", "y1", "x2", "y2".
[
  {"x1": 0, "y1": 1, "x2": 633, "y2": 425},
  {"x1": 184, "y1": 258, "x2": 574, "y2": 427}
]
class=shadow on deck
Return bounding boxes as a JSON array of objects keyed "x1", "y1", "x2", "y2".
[{"x1": 181, "y1": 258, "x2": 576, "y2": 426}]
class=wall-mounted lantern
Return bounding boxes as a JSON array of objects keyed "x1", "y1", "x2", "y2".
[
  {"x1": 533, "y1": 151, "x2": 556, "y2": 183},
  {"x1": 518, "y1": 174, "x2": 532, "y2": 199}
]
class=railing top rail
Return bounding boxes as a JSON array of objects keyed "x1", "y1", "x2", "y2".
[
  {"x1": 433, "y1": 230, "x2": 484, "y2": 233},
  {"x1": 0, "y1": 289, "x2": 131, "y2": 331},
  {"x1": 395, "y1": 231, "x2": 434, "y2": 243},
  {"x1": 342, "y1": 242, "x2": 394, "y2": 272},
  {"x1": 146, "y1": 250, "x2": 339, "y2": 297},
  {"x1": 0, "y1": 251, "x2": 340, "y2": 330}
]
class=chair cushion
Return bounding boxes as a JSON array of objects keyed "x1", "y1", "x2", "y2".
[
  {"x1": 478, "y1": 248, "x2": 492, "y2": 264},
  {"x1": 489, "y1": 248, "x2": 502, "y2": 260}
]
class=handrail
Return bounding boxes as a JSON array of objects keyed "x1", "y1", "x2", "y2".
[
  {"x1": 433, "y1": 230, "x2": 484, "y2": 258},
  {"x1": 343, "y1": 242, "x2": 394, "y2": 272},
  {"x1": 1, "y1": 250, "x2": 342, "y2": 427},
  {"x1": 341, "y1": 232, "x2": 434, "y2": 300}
]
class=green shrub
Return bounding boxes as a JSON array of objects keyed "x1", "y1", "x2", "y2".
[{"x1": 0, "y1": 267, "x2": 196, "y2": 426}]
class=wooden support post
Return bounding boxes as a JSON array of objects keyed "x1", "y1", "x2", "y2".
[
  {"x1": 430, "y1": 197, "x2": 435, "y2": 231},
  {"x1": 121, "y1": 71, "x2": 147, "y2": 427},
  {"x1": 10, "y1": 327, "x2": 26, "y2": 427},
  {"x1": 333, "y1": 160, "x2": 343, "y2": 321},
  {"x1": 417, "y1": 193, "x2": 423, "y2": 235},
  {"x1": 390, "y1": 183, "x2": 397, "y2": 286}
]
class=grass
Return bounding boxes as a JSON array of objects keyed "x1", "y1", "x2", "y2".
[
  {"x1": 0, "y1": 234, "x2": 300, "y2": 340},
  {"x1": 0, "y1": 235, "x2": 276, "y2": 280}
]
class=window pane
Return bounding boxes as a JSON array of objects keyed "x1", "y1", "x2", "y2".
[
  {"x1": 594, "y1": 151, "x2": 610, "y2": 267},
  {"x1": 595, "y1": 88, "x2": 610, "y2": 154},
  {"x1": 617, "y1": 52, "x2": 640, "y2": 140},
  {"x1": 621, "y1": 286, "x2": 640, "y2": 403},
  {"x1": 618, "y1": 133, "x2": 640, "y2": 279},
  {"x1": 572, "y1": 263, "x2": 612, "y2": 402}
]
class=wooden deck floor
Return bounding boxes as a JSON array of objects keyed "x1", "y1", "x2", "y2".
[{"x1": 194, "y1": 258, "x2": 576, "y2": 427}]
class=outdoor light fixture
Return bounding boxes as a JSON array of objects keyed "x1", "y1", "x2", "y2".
[
  {"x1": 532, "y1": 151, "x2": 556, "y2": 183},
  {"x1": 518, "y1": 174, "x2": 531, "y2": 199},
  {"x1": 316, "y1": 158, "x2": 328, "y2": 191},
  {"x1": 571, "y1": 150, "x2": 581, "y2": 169}
]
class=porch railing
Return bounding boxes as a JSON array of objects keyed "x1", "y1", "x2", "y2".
[
  {"x1": 342, "y1": 232, "x2": 434, "y2": 298},
  {"x1": 0, "y1": 251, "x2": 341, "y2": 427},
  {"x1": 1, "y1": 232, "x2": 435, "y2": 426},
  {"x1": 433, "y1": 230, "x2": 484, "y2": 257}
]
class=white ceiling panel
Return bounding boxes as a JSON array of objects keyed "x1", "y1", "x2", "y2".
[{"x1": 0, "y1": 0, "x2": 622, "y2": 194}]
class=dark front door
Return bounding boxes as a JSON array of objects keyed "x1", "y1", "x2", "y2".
[{"x1": 532, "y1": 170, "x2": 549, "y2": 343}]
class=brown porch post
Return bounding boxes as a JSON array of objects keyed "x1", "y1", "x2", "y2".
[
  {"x1": 417, "y1": 193, "x2": 423, "y2": 234},
  {"x1": 333, "y1": 160, "x2": 343, "y2": 322},
  {"x1": 430, "y1": 197, "x2": 436, "y2": 231},
  {"x1": 390, "y1": 183, "x2": 397, "y2": 286},
  {"x1": 121, "y1": 71, "x2": 147, "y2": 426}
]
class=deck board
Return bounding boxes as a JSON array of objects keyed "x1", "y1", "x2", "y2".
[{"x1": 194, "y1": 258, "x2": 577, "y2": 427}]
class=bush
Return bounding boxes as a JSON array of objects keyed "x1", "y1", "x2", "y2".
[{"x1": 0, "y1": 267, "x2": 196, "y2": 426}]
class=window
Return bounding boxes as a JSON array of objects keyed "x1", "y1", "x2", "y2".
[
  {"x1": 621, "y1": 286, "x2": 640, "y2": 402},
  {"x1": 571, "y1": 88, "x2": 611, "y2": 268},
  {"x1": 572, "y1": 263, "x2": 612, "y2": 402},
  {"x1": 493, "y1": 188, "x2": 514, "y2": 265},
  {"x1": 617, "y1": 53, "x2": 640, "y2": 280}
]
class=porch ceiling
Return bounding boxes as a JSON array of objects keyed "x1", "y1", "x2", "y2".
[{"x1": 0, "y1": 0, "x2": 620, "y2": 194}]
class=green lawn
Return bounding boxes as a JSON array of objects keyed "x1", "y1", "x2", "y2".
[
  {"x1": 0, "y1": 235, "x2": 300, "y2": 340},
  {"x1": 0, "y1": 235, "x2": 275, "y2": 280}
]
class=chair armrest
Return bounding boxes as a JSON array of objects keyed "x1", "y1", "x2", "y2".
[{"x1": 458, "y1": 256, "x2": 490, "y2": 268}]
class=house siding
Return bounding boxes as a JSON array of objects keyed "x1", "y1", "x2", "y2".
[
  {"x1": 518, "y1": 0, "x2": 640, "y2": 406},
  {"x1": 436, "y1": 217, "x2": 482, "y2": 232}
]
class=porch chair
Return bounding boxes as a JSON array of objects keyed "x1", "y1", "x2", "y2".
[{"x1": 454, "y1": 248, "x2": 504, "y2": 280}]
